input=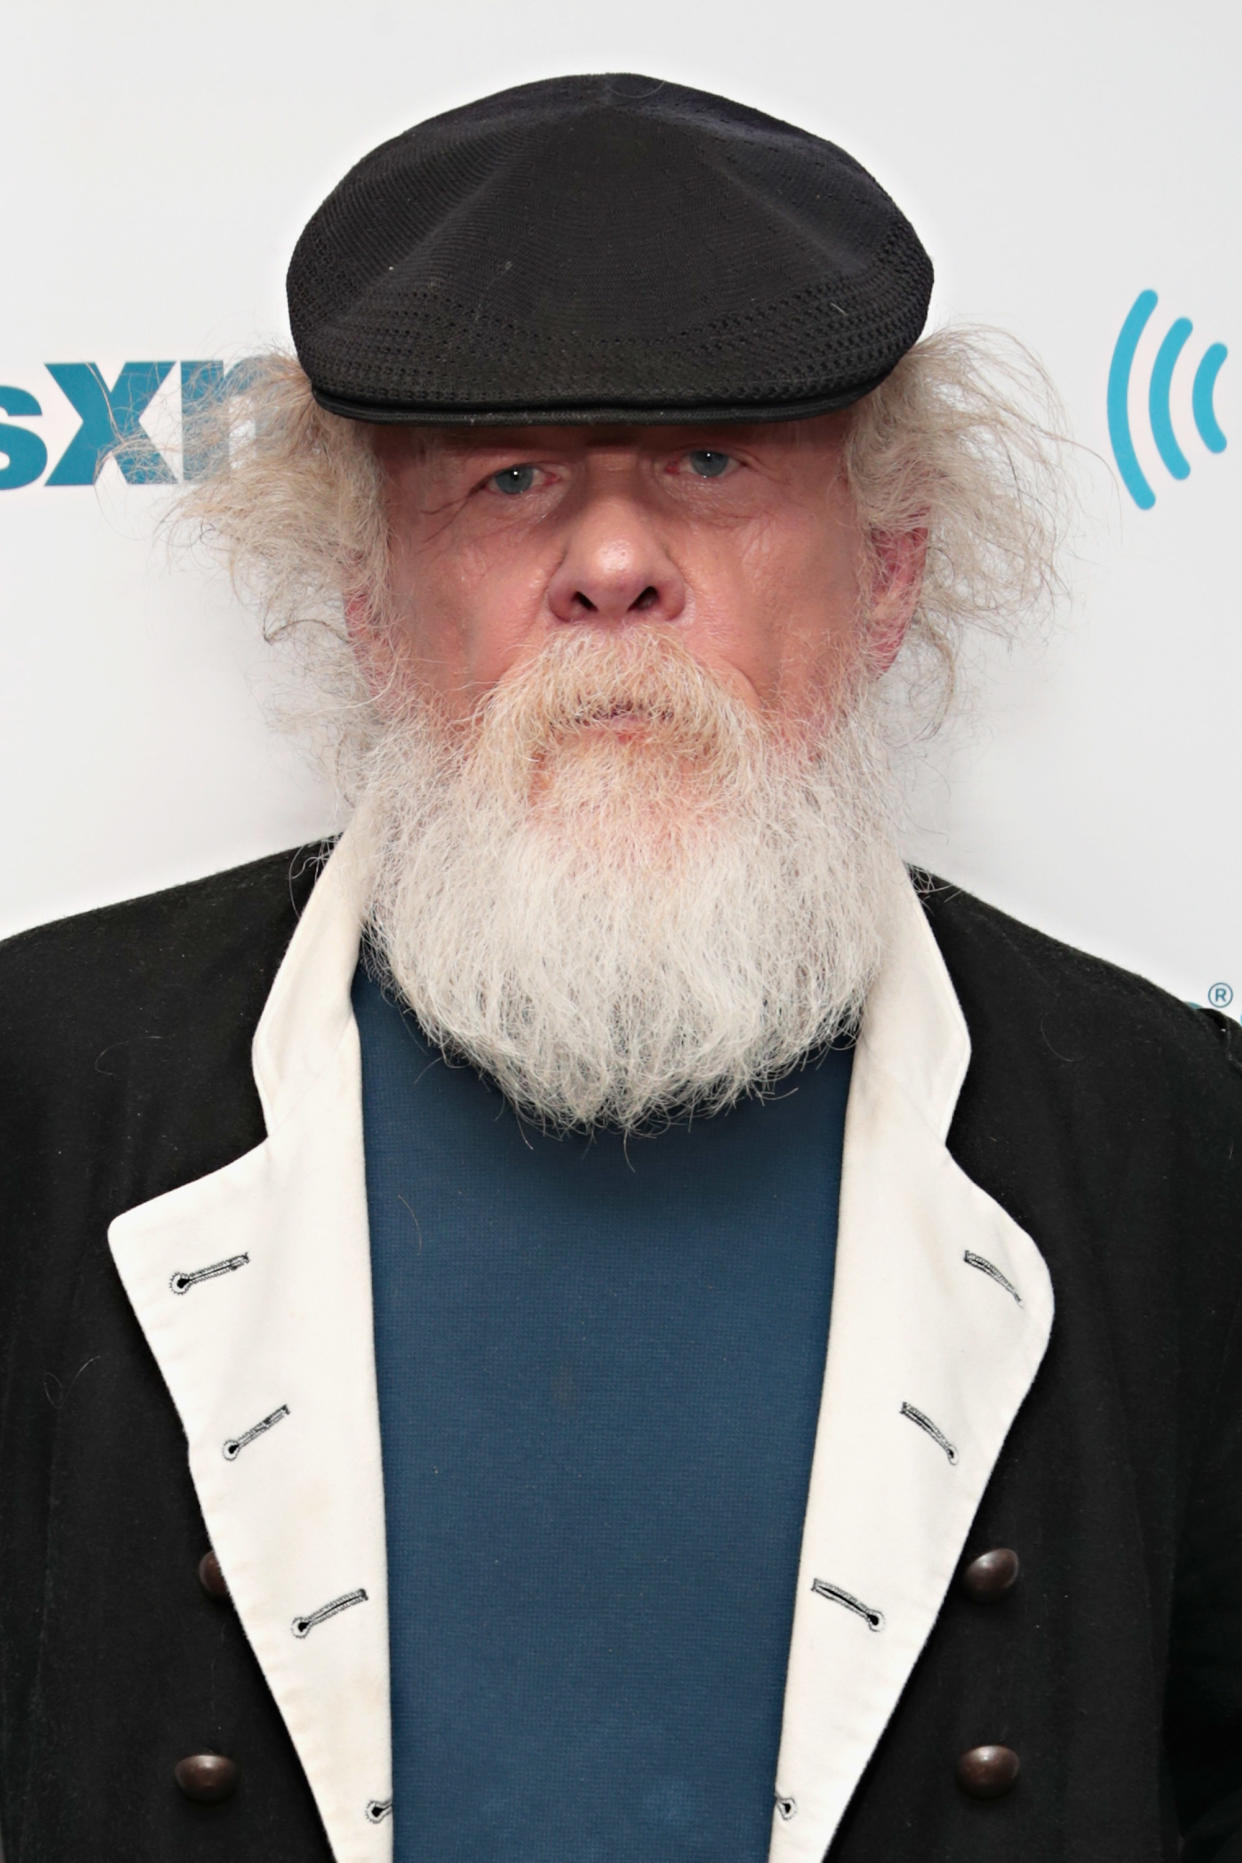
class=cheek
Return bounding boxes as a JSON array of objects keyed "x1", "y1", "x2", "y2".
[
  {"x1": 708, "y1": 510, "x2": 865, "y2": 704},
  {"x1": 388, "y1": 522, "x2": 553, "y2": 704}
]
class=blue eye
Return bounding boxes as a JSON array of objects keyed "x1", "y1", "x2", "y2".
[
  {"x1": 687, "y1": 449, "x2": 732, "y2": 479},
  {"x1": 490, "y1": 464, "x2": 538, "y2": 496}
]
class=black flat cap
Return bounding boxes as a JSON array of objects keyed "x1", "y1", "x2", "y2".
[{"x1": 288, "y1": 73, "x2": 933, "y2": 427}]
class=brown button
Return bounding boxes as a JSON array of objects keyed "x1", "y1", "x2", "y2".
[
  {"x1": 197, "y1": 1550, "x2": 230, "y2": 1601},
  {"x1": 960, "y1": 1547, "x2": 1020, "y2": 1602},
  {"x1": 175, "y1": 1753, "x2": 239, "y2": 1803},
  {"x1": 956, "y1": 1744, "x2": 1020, "y2": 1798}
]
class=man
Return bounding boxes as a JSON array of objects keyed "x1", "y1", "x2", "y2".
[{"x1": 1, "y1": 71, "x2": 1240, "y2": 1863}]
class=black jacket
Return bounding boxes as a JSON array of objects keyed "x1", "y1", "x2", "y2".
[{"x1": 2, "y1": 848, "x2": 1241, "y2": 1862}]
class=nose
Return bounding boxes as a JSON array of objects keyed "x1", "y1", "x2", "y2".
[{"x1": 547, "y1": 493, "x2": 686, "y2": 627}]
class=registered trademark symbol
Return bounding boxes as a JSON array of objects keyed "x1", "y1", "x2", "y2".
[{"x1": 1208, "y1": 981, "x2": 1234, "y2": 1008}]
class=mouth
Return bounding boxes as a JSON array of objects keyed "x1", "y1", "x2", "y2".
[
  {"x1": 590, "y1": 706, "x2": 645, "y2": 729},
  {"x1": 572, "y1": 703, "x2": 672, "y2": 733}
]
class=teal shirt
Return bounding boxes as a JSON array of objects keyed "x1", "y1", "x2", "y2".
[{"x1": 354, "y1": 967, "x2": 852, "y2": 1861}]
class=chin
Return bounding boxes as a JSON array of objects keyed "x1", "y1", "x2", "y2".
[{"x1": 528, "y1": 730, "x2": 737, "y2": 851}]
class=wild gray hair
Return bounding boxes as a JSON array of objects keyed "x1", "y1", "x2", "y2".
[{"x1": 173, "y1": 330, "x2": 1070, "y2": 758}]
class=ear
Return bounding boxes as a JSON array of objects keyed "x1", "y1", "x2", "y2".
[
  {"x1": 865, "y1": 526, "x2": 927, "y2": 675},
  {"x1": 344, "y1": 588, "x2": 396, "y2": 703},
  {"x1": 344, "y1": 588, "x2": 371, "y2": 647}
]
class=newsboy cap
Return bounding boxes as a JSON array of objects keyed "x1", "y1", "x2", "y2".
[{"x1": 288, "y1": 73, "x2": 933, "y2": 427}]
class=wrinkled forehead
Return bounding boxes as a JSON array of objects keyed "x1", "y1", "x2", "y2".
[{"x1": 372, "y1": 411, "x2": 855, "y2": 472}]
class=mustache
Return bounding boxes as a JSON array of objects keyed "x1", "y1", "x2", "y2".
[{"x1": 466, "y1": 631, "x2": 759, "y2": 763}]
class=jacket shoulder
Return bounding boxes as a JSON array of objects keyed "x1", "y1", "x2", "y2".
[
  {"x1": 0, "y1": 846, "x2": 330, "y2": 1134},
  {"x1": 3, "y1": 845, "x2": 325, "y2": 1013},
  {"x1": 915, "y1": 869, "x2": 1242, "y2": 1088}
]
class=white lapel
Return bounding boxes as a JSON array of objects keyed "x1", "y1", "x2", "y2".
[
  {"x1": 108, "y1": 832, "x2": 392, "y2": 1863},
  {"x1": 768, "y1": 874, "x2": 1054, "y2": 1860}
]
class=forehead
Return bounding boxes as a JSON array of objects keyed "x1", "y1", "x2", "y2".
[{"x1": 374, "y1": 412, "x2": 852, "y2": 470}]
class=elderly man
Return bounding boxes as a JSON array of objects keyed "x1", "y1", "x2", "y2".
[{"x1": 2, "y1": 72, "x2": 1240, "y2": 1863}]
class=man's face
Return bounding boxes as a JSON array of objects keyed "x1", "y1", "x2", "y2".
[
  {"x1": 369, "y1": 414, "x2": 896, "y2": 731},
  {"x1": 351, "y1": 410, "x2": 917, "y2": 1130}
]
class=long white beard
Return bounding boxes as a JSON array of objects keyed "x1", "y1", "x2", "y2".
[{"x1": 350, "y1": 630, "x2": 905, "y2": 1132}]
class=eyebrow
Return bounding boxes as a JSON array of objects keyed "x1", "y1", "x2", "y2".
[{"x1": 419, "y1": 422, "x2": 783, "y2": 454}]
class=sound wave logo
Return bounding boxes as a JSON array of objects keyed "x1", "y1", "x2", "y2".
[{"x1": 1107, "y1": 290, "x2": 1228, "y2": 510}]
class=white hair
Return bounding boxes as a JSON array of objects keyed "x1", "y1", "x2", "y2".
[{"x1": 168, "y1": 333, "x2": 1070, "y2": 1127}]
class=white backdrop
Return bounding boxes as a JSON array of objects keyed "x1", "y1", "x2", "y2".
[{"x1": 4, "y1": 0, "x2": 1238, "y2": 1017}]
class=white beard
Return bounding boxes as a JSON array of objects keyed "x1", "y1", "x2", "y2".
[{"x1": 350, "y1": 629, "x2": 905, "y2": 1132}]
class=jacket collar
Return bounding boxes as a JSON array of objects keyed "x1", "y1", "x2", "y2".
[
  {"x1": 109, "y1": 833, "x2": 392, "y2": 1862},
  {"x1": 768, "y1": 874, "x2": 1054, "y2": 1857},
  {"x1": 109, "y1": 835, "x2": 1052, "y2": 1863}
]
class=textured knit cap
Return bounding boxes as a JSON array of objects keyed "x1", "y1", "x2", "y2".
[{"x1": 288, "y1": 73, "x2": 933, "y2": 426}]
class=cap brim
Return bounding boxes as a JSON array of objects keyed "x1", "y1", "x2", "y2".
[{"x1": 310, "y1": 374, "x2": 890, "y2": 427}]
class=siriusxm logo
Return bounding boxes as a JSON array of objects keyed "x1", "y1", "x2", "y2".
[
  {"x1": 1107, "y1": 291, "x2": 1228, "y2": 510},
  {"x1": 0, "y1": 360, "x2": 256, "y2": 489}
]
